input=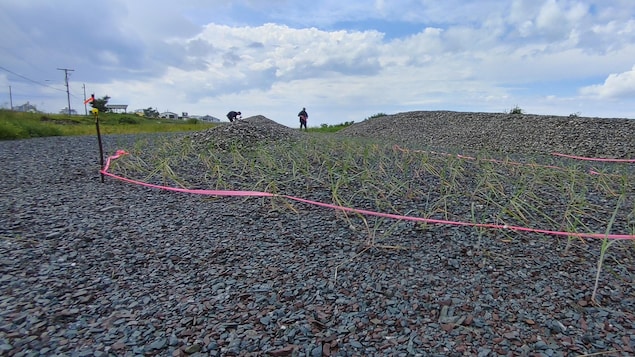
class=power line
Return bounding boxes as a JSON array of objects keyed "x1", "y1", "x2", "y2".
[
  {"x1": 57, "y1": 68, "x2": 74, "y2": 116},
  {"x1": 2, "y1": 65, "x2": 89, "y2": 113},
  {"x1": 0, "y1": 65, "x2": 65, "y2": 92}
]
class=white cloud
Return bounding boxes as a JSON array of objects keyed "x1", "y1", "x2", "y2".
[
  {"x1": 536, "y1": 0, "x2": 564, "y2": 32},
  {"x1": 193, "y1": 23, "x2": 385, "y2": 85},
  {"x1": 2, "y1": 0, "x2": 635, "y2": 122},
  {"x1": 580, "y1": 65, "x2": 635, "y2": 99}
]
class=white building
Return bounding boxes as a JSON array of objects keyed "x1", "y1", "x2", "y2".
[{"x1": 159, "y1": 111, "x2": 179, "y2": 119}]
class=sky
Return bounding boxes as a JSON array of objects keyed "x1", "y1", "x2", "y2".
[{"x1": 1, "y1": 0, "x2": 634, "y2": 127}]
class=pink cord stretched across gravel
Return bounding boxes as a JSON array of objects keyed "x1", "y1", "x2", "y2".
[
  {"x1": 551, "y1": 152, "x2": 635, "y2": 162},
  {"x1": 393, "y1": 145, "x2": 635, "y2": 174},
  {"x1": 101, "y1": 150, "x2": 635, "y2": 240}
]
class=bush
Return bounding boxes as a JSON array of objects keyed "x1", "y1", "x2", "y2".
[
  {"x1": 315, "y1": 121, "x2": 355, "y2": 133},
  {"x1": 509, "y1": 105, "x2": 524, "y2": 115},
  {"x1": 365, "y1": 113, "x2": 388, "y2": 121},
  {"x1": 186, "y1": 118, "x2": 199, "y2": 125}
]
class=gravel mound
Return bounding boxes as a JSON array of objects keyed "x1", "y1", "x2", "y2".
[
  {"x1": 186, "y1": 115, "x2": 304, "y2": 151},
  {"x1": 338, "y1": 111, "x2": 635, "y2": 158},
  {"x1": 1, "y1": 113, "x2": 634, "y2": 356}
]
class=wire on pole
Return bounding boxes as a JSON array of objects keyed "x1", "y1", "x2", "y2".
[{"x1": 57, "y1": 68, "x2": 74, "y2": 116}]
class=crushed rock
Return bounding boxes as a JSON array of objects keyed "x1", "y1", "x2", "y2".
[
  {"x1": 186, "y1": 115, "x2": 304, "y2": 152},
  {"x1": 338, "y1": 111, "x2": 635, "y2": 158}
]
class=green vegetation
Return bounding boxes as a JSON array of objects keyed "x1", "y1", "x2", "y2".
[
  {"x1": 0, "y1": 113, "x2": 64, "y2": 140},
  {"x1": 509, "y1": 105, "x2": 524, "y2": 115},
  {"x1": 316, "y1": 121, "x2": 355, "y2": 133},
  {"x1": 365, "y1": 112, "x2": 388, "y2": 120},
  {"x1": 90, "y1": 95, "x2": 111, "y2": 113},
  {"x1": 310, "y1": 112, "x2": 389, "y2": 132},
  {"x1": 0, "y1": 109, "x2": 363, "y2": 139},
  {"x1": 111, "y1": 135, "x2": 634, "y2": 300},
  {"x1": 0, "y1": 110, "x2": 216, "y2": 140}
]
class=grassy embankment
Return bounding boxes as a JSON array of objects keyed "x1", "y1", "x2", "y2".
[
  {"x1": 0, "y1": 110, "x2": 218, "y2": 140},
  {"x1": 0, "y1": 110, "x2": 354, "y2": 140}
]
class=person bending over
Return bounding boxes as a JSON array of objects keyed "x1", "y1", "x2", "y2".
[{"x1": 227, "y1": 111, "x2": 242, "y2": 122}]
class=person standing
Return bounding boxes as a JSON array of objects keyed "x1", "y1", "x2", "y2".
[
  {"x1": 298, "y1": 107, "x2": 308, "y2": 131},
  {"x1": 227, "y1": 111, "x2": 241, "y2": 122}
]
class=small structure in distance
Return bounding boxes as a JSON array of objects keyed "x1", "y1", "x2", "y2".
[
  {"x1": 159, "y1": 111, "x2": 179, "y2": 119},
  {"x1": 106, "y1": 104, "x2": 128, "y2": 113}
]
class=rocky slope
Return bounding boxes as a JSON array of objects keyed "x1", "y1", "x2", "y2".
[
  {"x1": 1, "y1": 113, "x2": 633, "y2": 356},
  {"x1": 338, "y1": 111, "x2": 635, "y2": 158}
]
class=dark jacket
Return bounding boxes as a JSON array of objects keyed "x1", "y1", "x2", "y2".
[{"x1": 227, "y1": 111, "x2": 241, "y2": 121}]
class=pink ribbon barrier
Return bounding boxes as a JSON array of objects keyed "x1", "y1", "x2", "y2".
[
  {"x1": 101, "y1": 150, "x2": 635, "y2": 240},
  {"x1": 100, "y1": 150, "x2": 273, "y2": 197},
  {"x1": 393, "y1": 145, "x2": 634, "y2": 174},
  {"x1": 551, "y1": 152, "x2": 635, "y2": 163}
]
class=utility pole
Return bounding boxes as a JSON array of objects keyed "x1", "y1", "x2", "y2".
[
  {"x1": 82, "y1": 83, "x2": 88, "y2": 116},
  {"x1": 57, "y1": 68, "x2": 74, "y2": 116},
  {"x1": 8, "y1": 85, "x2": 13, "y2": 110}
]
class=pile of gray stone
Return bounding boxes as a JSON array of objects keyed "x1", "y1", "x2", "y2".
[
  {"x1": 186, "y1": 115, "x2": 304, "y2": 152},
  {"x1": 338, "y1": 111, "x2": 635, "y2": 158}
]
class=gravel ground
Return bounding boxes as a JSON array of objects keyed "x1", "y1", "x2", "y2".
[{"x1": 1, "y1": 112, "x2": 634, "y2": 356}]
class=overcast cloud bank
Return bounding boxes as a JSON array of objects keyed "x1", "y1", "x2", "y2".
[{"x1": 1, "y1": 0, "x2": 634, "y2": 126}]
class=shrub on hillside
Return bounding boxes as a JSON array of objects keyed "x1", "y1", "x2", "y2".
[
  {"x1": 365, "y1": 113, "x2": 388, "y2": 121},
  {"x1": 509, "y1": 105, "x2": 524, "y2": 115}
]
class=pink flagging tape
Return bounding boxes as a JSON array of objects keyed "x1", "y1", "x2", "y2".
[
  {"x1": 551, "y1": 152, "x2": 635, "y2": 163},
  {"x1": 101, "y1": 150, "x2": 274, "y2": 197},
  {"x1": 101, "y1": 150, "x2": 635, "y2": 240},
  {"x1": 285, "y1": 196, "x2": 634, "y2": 240},
  {"x1": 394, "y1": 145, "x2": 567, "y2": 171},
  {"x1": 400, "y1": 146, "x2": 635, "y2": 165},
  {"x1": 394, "y1": 146, "x2": 635, "y2": 176}
]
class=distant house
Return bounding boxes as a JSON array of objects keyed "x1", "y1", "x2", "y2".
[
  {"x1": 106, "y1": 104, "x2": 128, "y2": 113},
  {"x1": 59, "y1": 107, "x2": 78, "y2": 115},
  {"x1": 160, "y1": 111, "x2": 179, "y2": 119},
  {"x1": 14, "y1": 102, "x2": 38, "y2": 113},
  {"x1": 182, "y1": 114, "x2": 220, "y2": 122},
  {"x1": 198, "y1": 115, "x2": 221, "y2": 122}
]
